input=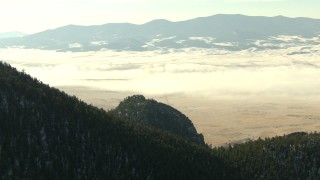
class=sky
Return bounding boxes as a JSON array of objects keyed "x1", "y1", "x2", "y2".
[{"x1": 0, "y1": 0, "x2": 320, "y2": 34}]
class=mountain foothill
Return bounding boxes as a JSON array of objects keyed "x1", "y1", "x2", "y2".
[{"x1": 1, "y1": 60, "x2": 320, "y2": 179}]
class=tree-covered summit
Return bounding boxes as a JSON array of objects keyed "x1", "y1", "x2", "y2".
[{"x1": 110, "y1": 95, "x2": 205, "y2": 144}]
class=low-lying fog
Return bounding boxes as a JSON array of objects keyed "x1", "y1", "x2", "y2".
[
  {"x1": 1, "y1": 44, "x2": 320, "y2": 146},
  {"x1": 2, "y1": 46, "x2": 320, "y2": 98}
]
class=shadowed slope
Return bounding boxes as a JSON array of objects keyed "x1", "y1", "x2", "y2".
[
  {"x1": 111, "y1": 95, "x2": 205, "y2": 145},
  {"x1": 0, "y1": 61, "x2": 232, "y2": 179}
]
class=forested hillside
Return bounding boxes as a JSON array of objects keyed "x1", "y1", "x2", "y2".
[
  {"x1": 1, "y1": 61, "x2": 320, "y2": 179},
  {"x1": 216, "y1": 132, "x2": 320, "y2": 179},
  {"x1": 110, "y1": 95, "x2": 204, "y2": 144},
  {"x1": 0, "y1": 61, "x2": 233, "y2": 179}
]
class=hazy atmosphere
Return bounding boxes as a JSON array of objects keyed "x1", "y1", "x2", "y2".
[
  {"x1": 1, "y1": 0, "x2": 320, "y2": 33},
  {"x1": 2, "y1": 46, "x2": 320, "y2": 98},
  {"x1": 2, "y1": 44, "x2": 320, "y2": 145},
  {"x1": 2, "y1": 0, "x2": 320, "y2": 178},
  {"x1": 1, "y1": 0, "x2": 320, "y2": 145}
]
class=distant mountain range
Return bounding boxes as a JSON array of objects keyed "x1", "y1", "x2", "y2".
[
  {"x1": 0, "y1": 32, "x2": 25, "y2": 39},
  {"x1": 0, "y1": 14, "x2": 320, "y2": 52}
]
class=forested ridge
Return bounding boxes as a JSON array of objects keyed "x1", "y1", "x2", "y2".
[
  {"x1": 0, "y1": 61, "x2": 232, "y2": 179},
  {"x1": 1, "y1": 61, "x2": 320, "y2": 179},
  {"x1": 215, "y1": 132, "x2": 320, "y2": 179},
  {"x1": 110, "y1": 95, "x2": 205, "y2": 145}
]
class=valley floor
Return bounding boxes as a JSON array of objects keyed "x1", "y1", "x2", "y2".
[{"x1": 59, "y1": 86, "x2": 320, "y2": 146}]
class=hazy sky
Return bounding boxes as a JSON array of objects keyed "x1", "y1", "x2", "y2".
[{"x1": 1, "y1": 0, "x2": 319, "y2": 34}]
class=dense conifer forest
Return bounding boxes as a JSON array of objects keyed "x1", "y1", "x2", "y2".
[
  {"x1": 215, "y1": 132, "x2": 320, "y2": 179},
  {"x1": 0, "y1": 61, "x2": 232, "y2": 179},
  {"x1": 110, "y1": 95, "x2": 205, "y2": 145},
  {"x1": 1, "y1": 61, "x2": 320, "y2": 179}
]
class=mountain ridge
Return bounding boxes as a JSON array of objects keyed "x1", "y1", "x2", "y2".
[
  {"x1": 0, "y1": 32, "x2": 26, "y2": 39},
  {"x1": 0, "y1": 61, "x2": 231, "y2": 179},
  {"x1": 1, "y1": 14, "x2": 319, "y2": 52}
]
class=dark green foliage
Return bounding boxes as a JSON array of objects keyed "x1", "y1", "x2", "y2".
[
  {"x1": 1, "y1": 61, "x2": 320, "y2": 179},
  {"x1": 0, "y1": 61, "x2": 232, "y2": 179},
  {"x1": 214, "y1": 132, "x2": 320, "y2": 179},
  {"x1": 110, "y1": 95, "x2": 205, "y2": 145}
]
